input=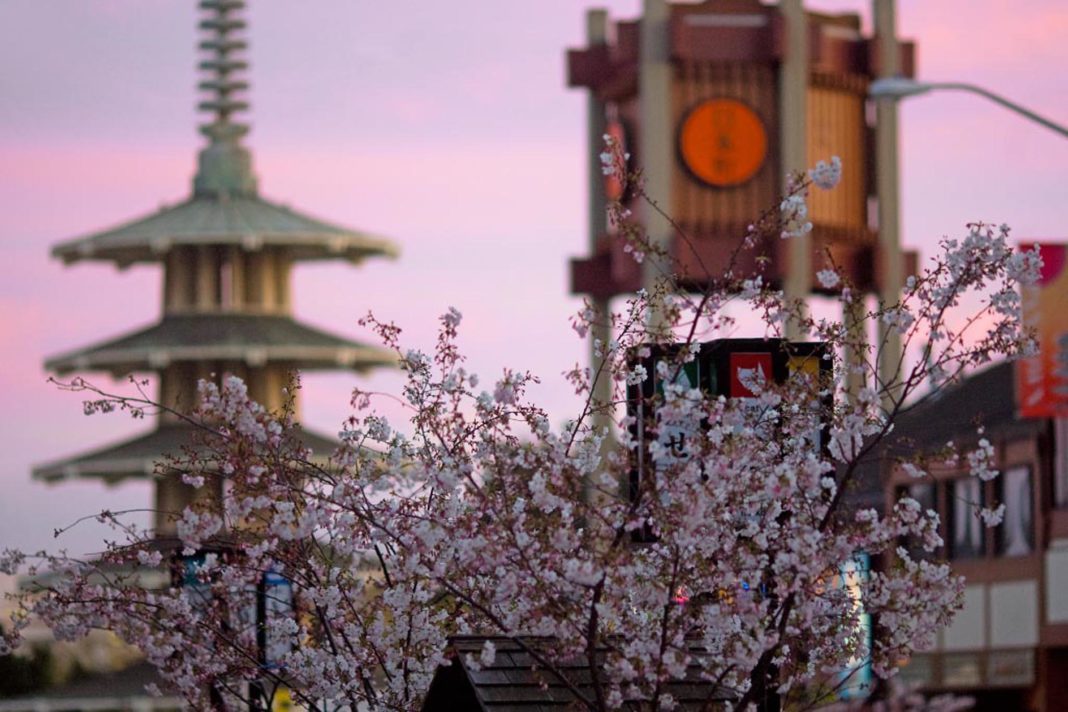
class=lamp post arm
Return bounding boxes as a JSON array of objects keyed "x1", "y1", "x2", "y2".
[{"x1": 930, "y1": 82, "x2": 1068, "y2": 139}]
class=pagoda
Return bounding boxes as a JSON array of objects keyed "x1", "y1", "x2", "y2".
[{"x1": 33, "y1": 0, "x2": 398, "y2": 535}]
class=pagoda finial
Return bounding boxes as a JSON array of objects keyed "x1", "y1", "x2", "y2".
[{"x1": 193, "y1": 0, "x2": 258, "y2": 197}]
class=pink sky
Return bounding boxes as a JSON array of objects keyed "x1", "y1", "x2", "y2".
[{"x1": 1, "y1": 0, "x2": 1066, "y2": 556}]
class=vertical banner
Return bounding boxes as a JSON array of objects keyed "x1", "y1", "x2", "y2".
[
  {"x1": 836, "y1": 553, "x2": 872, "y2": 700},
  {"x1": 627, "y1": 344, "x2": 713, "y2": 541},
  {"x1": 1016, "y1": 243, "x2": 1068, "y2": 418},
  {"x1": 263, "y1": 569, "x2": 295, "y2": 670}
]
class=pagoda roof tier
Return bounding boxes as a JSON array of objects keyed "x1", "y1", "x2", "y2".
[
  {"x1": 45, "y1": 313, "x2": 396, "y2": 375},
  {"x1": 51, "y1": 193, "x2": 400, "y2": 267},
  {"x1": 32, "y1": 422, "x2": 342, "y2": 484}
]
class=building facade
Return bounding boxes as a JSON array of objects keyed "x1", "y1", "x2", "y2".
[{"x1": 883, "y1": 362, "x2": 1068, "y2": 711}]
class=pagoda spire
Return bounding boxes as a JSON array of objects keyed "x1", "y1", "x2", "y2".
[{"x1": 194, "y1": 0, "x2": 257, "y2": 198}]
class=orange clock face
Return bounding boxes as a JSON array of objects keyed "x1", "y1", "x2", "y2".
[{"x1": 678, "y1": 98, "x2": 767, "y2": 188}]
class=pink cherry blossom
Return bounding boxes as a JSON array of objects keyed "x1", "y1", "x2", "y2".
[{"x1": 4, "y1": 157, "x2": 1041, "y2": 711}]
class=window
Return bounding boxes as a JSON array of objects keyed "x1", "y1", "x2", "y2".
[
  {"x1": 1055, "y1": 419, "x2": 1068, "y2": 508},
  {"x1": 910, "y1": 482, "x2": 936, "y2": 512},
  {"x1": 997, "y1": 466, "x2": 1033, "y2": 556},
  {"x1": 951, "y1": 478, "x2": 984, "y2": 559},
  {"x1": 900, "y1": 483, "x2": 937, "y2": 560}
]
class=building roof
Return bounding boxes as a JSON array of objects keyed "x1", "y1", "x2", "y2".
[
  {"x1": 0, "y1": 662, "x2": 182, "y2": 711},
  {"x1": 422, "y1": 637, "x2": 732, "y2": 712},
  {"x1": 832, "y1": 361, "x2": 1037, "y2": 517},
  {"x1": 44, "y1": 313, "x2": 397, "y2": 376},
  {"x1": 882, "y1": 360, "x2": 1038, "y2": 458},
  {"x1": 51, "y1": 193, "x2": 400, "y2": 267},
  {"x1": 33, "y1": 422, "x2": 342, "y2": 483}
]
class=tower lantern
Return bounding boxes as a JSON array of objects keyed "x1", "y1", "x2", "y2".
[
  {"x1": 568, "y1": 0, "x2": 918, "y2": 423},
  {"x1": 570, "y1": 0, "x2": 916, "y2": 297},
  {"x1": 34, "y1": 0, "x2": 399, "y2": 536}
]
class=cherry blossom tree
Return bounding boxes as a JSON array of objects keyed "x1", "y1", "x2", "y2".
[{"x1": 1, "y1": 148, "x2": 1042, "y2": 711}]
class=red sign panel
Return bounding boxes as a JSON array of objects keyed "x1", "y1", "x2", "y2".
[
  {"x1": 1016, "y1": 243, "x2": 1068, "y2": 418},
  {"x1": 729, "y1": 352, "x2": 773, "y2": 398}
]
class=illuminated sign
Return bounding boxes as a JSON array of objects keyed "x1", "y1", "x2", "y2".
[
  {"x1": 678, "y1": 98, "x2": 768, "y2": 188},
  {"x1": 836, "y1": 553, "x2": 872, "y2": 700}
]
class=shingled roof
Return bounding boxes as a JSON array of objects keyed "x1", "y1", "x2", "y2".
[
  {"x1": 51, "y1": 193, "x2": 400, "y2": 267},
  {"x1": 422, "y1": 637, "x2": 732, "y2": 711},
  {"x1": 0, "y1": 662, "x2": 182, "y2": 712},
  {"x1": 881, "y1": 360, "x2": 1038, "y2": 458},
  {"x1": 45, "y1": 313, "x2": 396, "y2": 375},
  {"x1": 33, "y1": 422, "x2": 342, "y2": 483},
  {"x1": 847, "y1": 360, "x2": 1040, "y2": 511}
]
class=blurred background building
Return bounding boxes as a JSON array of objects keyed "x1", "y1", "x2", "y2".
[
  {"x1": 31, "y1": 0, "x2": 398, "y2": 537},
  {"x1": 881, "y1": 244, "x2": 1068, "y2": 711},
  {"x1": 5, "y1": 1, "x2": 399, "y2": 706}
]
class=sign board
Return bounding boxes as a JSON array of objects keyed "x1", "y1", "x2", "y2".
[
  {"x1": 836, "y1": 553, "x2": 873, "y2": 700},
  {"x1": 1016, "y1": 242, "x2": 1068, "y2": 418},
  {"x1": 263, "y1": 569, "x2": 295, "y2": 670},
  {"x1": 270, "y1": 685, "x2": 297, "y2": 711},
  {"x1": 242, "y1": 569, "x2": 296, "y2": 672},
  {"x1": 626, "y1": 338, "x2": 830, "y2": 539},
  {"x1": 729, "y1": 352, "x2": 774, "y2": 398},
  {"x1": 987, "y1": 649, "x2": 1035, "y2": 687}
]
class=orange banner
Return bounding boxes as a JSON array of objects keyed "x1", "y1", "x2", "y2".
[{"x1": 1016, "y1": 243, "x2": 1068, "y2": 418}]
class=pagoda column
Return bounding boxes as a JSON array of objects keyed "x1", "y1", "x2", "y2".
[
  {"x1": 163, "y1": 247, "x2": 198, "y2": 313},
  {"x1": 243, "y1": 249, "x2": 280, "y2": 312},
  {"x1": 227, "y1": 245, "x2": 246, "y2": 310}
]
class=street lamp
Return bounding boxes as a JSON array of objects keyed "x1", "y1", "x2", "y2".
[{"x1": 869, "y1": 77, "x2": 1068, "y2": 140}]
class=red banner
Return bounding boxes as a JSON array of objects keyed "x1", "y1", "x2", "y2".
[{"x1": 1016, "y1": 243, "x2": 1068, "y2": 418}]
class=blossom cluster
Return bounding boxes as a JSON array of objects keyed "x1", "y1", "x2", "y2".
[
  {"x1": 809, "y1": 156, "x2": 842, "y2": 191},
  {"x1": 779, "y1": 155, "x2": 840, "y2": 239}
]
